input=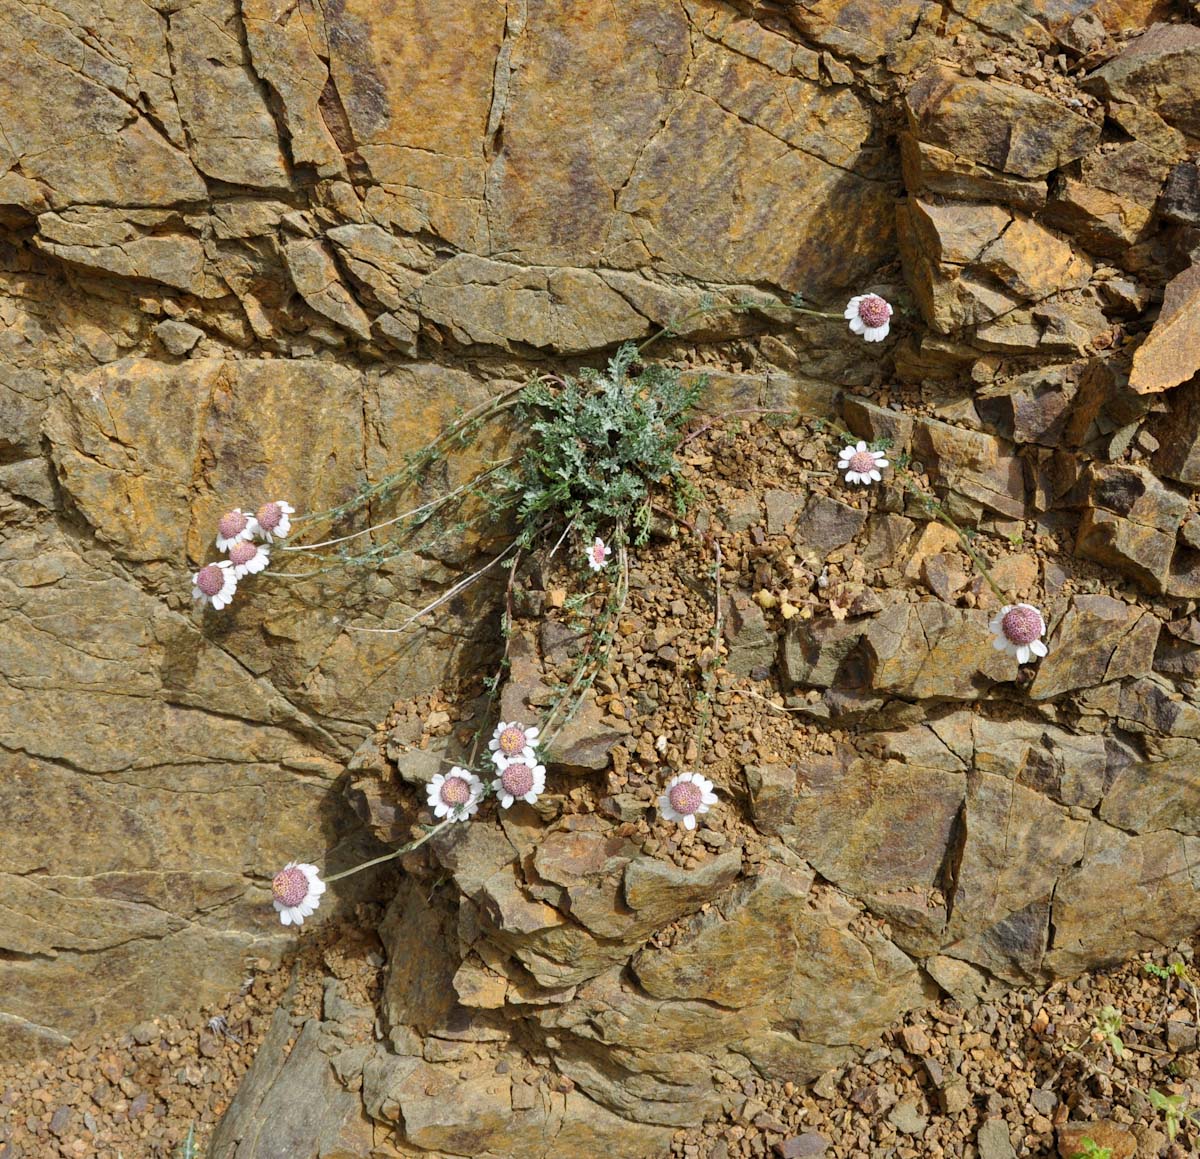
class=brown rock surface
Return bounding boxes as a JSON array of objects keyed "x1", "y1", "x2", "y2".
[{"x1": 3, "y1": 0, "x2": 1200, "y2": 1154}]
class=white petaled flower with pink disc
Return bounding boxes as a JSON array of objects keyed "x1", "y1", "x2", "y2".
[
  {"x1": 587, "y1": 536, "x2": 612, "y2": 572},
  {"x1": 658, "y1": 772, "x2": 718, "y2": 831},
  {"x1": 426, "y1": 768, "x2": 483, "y2": 822},
  {"x1": 492, "y1": 754, "x2": 547, "y2": 809},
  {"x1": 989, "y1": 603, "x2": 1049, "y2": 665},
  {"x1": 227, "y1": 538, "x2": 269, "y2": 578},
  {"x1": 271, "y1": 861, "x2": 325, "y2": 927},
  {"x1": 192, "y1": 560, "x2": 238, "y2": 610},
  {"x1": 215, "y1": 508, "x2": 256, "y2": 552},
  {"x1": 838, "y1": 440, "x2": 889, "y2": 486},
  {"x1": 844, "y1": 293, "x2": 893, "y2": 342},
  {"x1": 254, "y1": 500, "x2": 294, "y2": 543},
  {"x1": 488, "y1": 721, "x2": 539, "y2": 766}
]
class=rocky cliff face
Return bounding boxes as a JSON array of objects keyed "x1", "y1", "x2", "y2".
[{"x1": 2, "y1": 0, "x2": 1200, "y2": 1154}]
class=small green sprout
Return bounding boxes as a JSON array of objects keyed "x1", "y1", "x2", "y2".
[
  {"x1": 1091, "y1": 1005, "x2": 1126, "y2": 1057},
  {"x1": 1069, "y1": 1139, "x2": 1112, "y2": 1159},
  {"x1": 1148, "y1": 1088, "x2": 1190, "y2": 1141},
  {"x1": 1144, "y1": 960, "x2": 1191, "y2": 982}
]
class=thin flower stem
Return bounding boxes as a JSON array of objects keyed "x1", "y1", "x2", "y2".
[
  {"x1": 347, "y1": 543, "x2": 518, "y2": 635},
  {"x1": 540, "y1": 545, "x2": 629, "y2": 747},
  {"x1": 898, "y1": 477, "x2": 1010, "y2": 604},
  {"x1": 323, "y1": 817, "x2": 455, "y2": 883},
  {"x1": 294, "y1": 385, "x2": 526, "y2": 527},
  {"x1": 283, "y1": 460, "x2": 515, "y2": 553},
  {"x1": 692, "y1": 538, "x2": 723, "y2": 759}
]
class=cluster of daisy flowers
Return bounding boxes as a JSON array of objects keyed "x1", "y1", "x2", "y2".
[
  {"x1": 269, "y1": 719, "x2": 723, "y2": 926},
  {"x1": 191, "y1": 500, "x2": 294, "y2": 611}
]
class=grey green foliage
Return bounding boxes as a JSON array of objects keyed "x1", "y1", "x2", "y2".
[{"x1": 499, "y1": 343, "x2": 702, "y2": 550}]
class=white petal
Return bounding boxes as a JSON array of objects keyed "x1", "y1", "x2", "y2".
[
  {"x1": 683, "y1": 814, "x2": 697, "y2": 831},
  {"x1": 1031, "y1": 639, "x2": 1048, "y2": 658},
  {"x1": 992, "y1": 636, "x2": 1008, "y2": 652},
  {"x1": 869, "y1": 470, "x2": 881, "y2": 481},
  {"x1": 1016, "y1": 644, "x2": 1031, "y2": 664},
  {"x1": 874, "y1": 457, "x2": 889, "y2": 469},
  {"x1": 849, "y1": 316, "x2": 866, "y2": 334}
]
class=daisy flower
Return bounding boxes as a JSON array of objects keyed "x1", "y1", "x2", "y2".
[
  {"x1": 837, "y1": 440, "x2": 889, "y2": 486},
  {"x1": 426, "y1": 768, "x2": 483, "y2": 822},
  {"x1": 254, "y1": 500, "x2": 294, "y2": 543},
  {"x1": 989, "y1": 603, "x2": 1049, "y2": 665},
  {"x1": 492, "y1": 755, "x2": 547, "y2": 808},
  {"x1": 271, "y1": 861, "x2": 325, "y2": 927},
  {"x1": 658, "y1": 772, "x2": 718, "y2": 831},
  {"x1": 227, "y1": 538, "x2": 269, "y2": 578},
  {"x1": 215, "y1": 508, "x2": 255, "y2": 552},
  {"x1": 489, "y1": 721, "x2": 539, "y2": 764},
  {"x1": 587, "y1": 536, "x2": 612, "y2": 572},
  {"x1": 192, "y1": 560, "x2": 238, "y2": 610},
  {"x1": 844, "y1": 293, "x2": 893, "y2": 342}
]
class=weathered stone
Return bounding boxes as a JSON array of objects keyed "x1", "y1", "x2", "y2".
[
  {"x1": 977, "y1": 218, "x2": 1091, "y2": 301},
  {"x1": 782, "y1": 615, "x2": 869, "y2": 689},
  {"x1": 35, "y1": 209, "x2": 217, "y2": 297},
  {"x1": 1045, "y1": 826, "x2": 1200, "y2": 977},
  {"x1": 283, "y1": 238, "x2": 374, "y2": 341},
  {"x1": 1030, "y1": 595, "x2": 1160, "y2": 699},
  {"x1": 241, "y1": 0, "x2": 345, "y2": 178},
  {"x1": 169, "y1": 0, "x2": 291, "y2": 189},
  {"x1": 944, "y1": 774, "x2": 1088, "y2": 982},
  {"x1": 775, "y1": 1133, "x2": 831, "y2": 1159},
  {"x1": 899, "y1": 134, "x2": 1046, "y2": 211},
  {"x1": 0, "y1": 2, "x2": 204, "y2": 209},
  {"x1": 784, "y1": 0, "x2": 938, "y2": 64},
  {"x1": 977, "y1": 1118, "x2": 1017, "y2": 1159},
  {"x1": 1044, "y1": 143, "x2": 1170, "y2": 255},
  {"x1": 1085, "y1": 23, "x2": 1200, "y2": 140},
  {"x1": 363, "y1": 1050, "x2": 672, "y2": 1157},
  {"x1": 1100, "y1": 748, "x2": 1200, "y2": 837},
  {"x1": 794, "y1": 494, "x2": 868, "y2": 557},
  {"x1": 976, "y1": 367, "x2": 1077, "y2": 447},
  {"x1": 862, "y1": 602, "x2": 1017, "y2": 699},
  {"x1": 1162, "y1": 160, "x2": 1200, "y2": 226},
  {"x1": 904, "y1": 67, "x2": 1100, "y2": 180},
  {"x1": 326, "y1": 224, "x2": 431, "y2": 314},
  {"x1": 209, "y1": 1012, "x2": 379, "y2": 1159},
  {"x1": 155, "y1": 320, "x2": 205, "y2": 356},
  {"x1": 1128, "y1": 261, "x2": 1200, "y2": 395},
  {"x1": 723, "y1": 590, "x2": 779, "y2": 678},
  {"x1": 914, "y1": 417, "x2": 1027, "y2": 519},
  {"x1": 1075, "y1": 464, "x2": 1188, "y2": 592},
  {"x1": 413, "y1": 256, "x2": 650, "y2": 353}
]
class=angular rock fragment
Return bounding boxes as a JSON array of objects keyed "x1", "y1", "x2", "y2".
[{"x1": 1075, "y1": 464, "x2": 1187, "y2": 592}]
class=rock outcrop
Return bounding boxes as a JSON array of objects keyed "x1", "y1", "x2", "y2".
[{"x1": 2, "y1": 0, "x2": 1200, "y2": 1155}]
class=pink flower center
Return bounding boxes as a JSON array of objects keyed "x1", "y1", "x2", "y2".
[
  {"x1": 858, "y1": 295, "x2": 891, "y2": 328},
  {"x1": 272, "y1": 867, "x2": 308, "y2": 907},
  {"x1": 440, "y1": 776, "x2": 471, "y2": 806},
  {"x1": 848, "y1": 450, "x2": 876, "y2": 475},
  {"x1": 591, "y1": 542, "x2": 606, "y2": 563},
  {"x1": 501, "y1": 763, "x2": 534, "y2": 798},
  {"x1": 1002, "y1": 606, "x2": 1042, "y2": 645},
  {"x1": 498, "y1": 726, "x2": 527, "y2": 756},
  {"x1": 257, "y1": 502, "x2": 282, "y2": 532},
  {"x1": 196, "y1": 564, "x2": 225, "y2": 596},
  {"x1": 218, "y1": 511, "x2": 247, "y2": 540},
  {"x1": 668, "y1": 780, "x2": 703, "y2": 816},
  {"x1": 229, "y1": 541, "x2": 257, "y2": 566}
]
